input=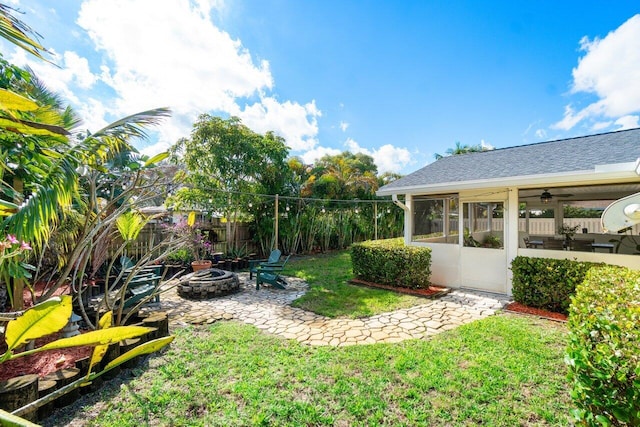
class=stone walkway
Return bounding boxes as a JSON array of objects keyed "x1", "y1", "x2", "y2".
[{"x1": 154, "y1": 273, "x2": 511, "y2": 347}]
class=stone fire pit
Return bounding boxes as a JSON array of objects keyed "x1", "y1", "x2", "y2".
[{"x1": 177, "y1": 268, "x2": 240, "y2": 300}]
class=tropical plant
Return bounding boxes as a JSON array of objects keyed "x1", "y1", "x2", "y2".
[
  {"x1": 0, "y1": 7, "x2": 175, "y2": 425},
  {"x1": 163, "y1": 212, "x2": 212, "y2": 262},
  {"x1": 0, "y1": 5, "x2": 172, "y2": 310},
  {"x1": 0, "y1": 4, "x2": 51, "y2": 63},
  {"x1": 0, "y1": 295, "x2": 174, "y2": 423}
]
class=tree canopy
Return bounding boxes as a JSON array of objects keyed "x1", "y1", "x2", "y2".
[{"x1": 302, "y1": 151, "x2": 379, "y2": 200}]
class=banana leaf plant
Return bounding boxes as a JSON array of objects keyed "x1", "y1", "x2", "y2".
[{"x1": 0, "y1": 295, "x2": 174, "y2": 424}]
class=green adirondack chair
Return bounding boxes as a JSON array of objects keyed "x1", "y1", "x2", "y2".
[
  {"x1": 254, "y1": 254, "x2": 292, "y2": 290},
  {"x1": 255, "y1": 270, "x2": 287, "y2": 290},
  {"x1": 249, "y1": 249, "x2": 282, "y2": 279}
]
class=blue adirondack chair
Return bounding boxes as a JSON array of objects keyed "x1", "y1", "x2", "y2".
[{"x1": 249, "y1": 249, "x2": 281, "y2": 279}]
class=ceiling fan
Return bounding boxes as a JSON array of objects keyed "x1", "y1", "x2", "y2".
[{"x1": 522, "y1": 189, "x2": 574, "y2": 204}]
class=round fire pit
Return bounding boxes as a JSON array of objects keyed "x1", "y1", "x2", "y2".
[{"x1": 177, "y1": 268, "x2": 240, "y2": 300}]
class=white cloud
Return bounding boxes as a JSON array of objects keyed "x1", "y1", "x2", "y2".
[
  {"x1": 339, "y1": 121, "x2": 349, "y2": 132},
  {"x1": 614, "y1": 115, "x2": 639, "y2": 130},
  {"x1": 553, "y1": 14, "x2": 640, "y2": 130},
  {"x1": 10, "y1": 0, "x2": 320, "y2": 155},
  {"x1": 74, "y1": 0, "x2": 275, "y2": 144},
  {"x1": 300, "y1": 146, "x2": 341, "y2": 164},
  {"x1": 344, "y1": 138, "x2": 412, "y2": 173},
  {"x1": 9, "y1": 48, "x2": 97, "y2": 105},
  {"x1": 591, "y1": 121, "x2": 613, "y2": 131},
  {"x1": 238, "y1": 97, "x2": 321, "y2": 151},
  {"x1": 535, "y1": 129, "x2": 547, "y2": 139},
  {"x1": 75, "y1": 97, "x2": 111, "y2": 132}
]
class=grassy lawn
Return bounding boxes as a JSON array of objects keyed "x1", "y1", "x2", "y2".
[
  {"x1": 44, "y1": 250, "x2": 571, "y2": 426},
  {"x1": 285, "y1": 251, "x2": 426, "y2": 318},
  {"x1": 53, "y1": 314, "x2": 570, "y2": 426}
]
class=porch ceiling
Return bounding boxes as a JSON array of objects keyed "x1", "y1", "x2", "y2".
[{"x1": 518, "y1": 183, "x2": 640, "y2": 202}]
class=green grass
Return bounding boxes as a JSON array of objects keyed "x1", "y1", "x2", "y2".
[
  {"x1": 285, "y1": 251, "x2": 426, "y2": 318},
  {"x1": 63, "y1": 315, "x2": 570, "y2": 426}
]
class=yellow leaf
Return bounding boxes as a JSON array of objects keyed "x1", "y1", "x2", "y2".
[
  {"x1": 5, "y1": 296, "x2": 72, "y2": 352},
  {"x1": 0, "y1": 408, "x2": 40, "y2": 426},
  {"x1": 87, "y1": 311, "x2": 114, "y2": 375},
  {"x1": 0, "y1": 88, "x2": 39, "y2": 112},
  {"x1": 0, "y1": 199, "x2": 18, "y2": 216},
  {"x1": 98, "y1": 311, "x2": 112, "y2": 329},
  {"x1": 103, "y1": 336, "x2": 174, "y2": 372},
  {"x1": 0, "y1": 117, "x2": 66, "y2": 138},
  {"x1": 144, "y1": 152, "x2": 169, "y2": 167},
  {"x1": 187, "y1": 211, "x2": 196, "y2": 227},
  {"x1": 39, "y1": 326, "x2": 151, "y2": 351},
  {"x1": 88, "y1": 343, "x2": 108, "y2": 377}
]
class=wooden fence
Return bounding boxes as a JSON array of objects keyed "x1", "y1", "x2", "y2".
[{"x1": 108, "y1": 220, "x2": 257, "y2": 261}]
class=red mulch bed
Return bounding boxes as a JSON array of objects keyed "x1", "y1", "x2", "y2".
[
  {"x1": 0, "y1": 332, "x2": 92, "y2": 382},
  {"x1": 22, "y1": 281, "x2": 72, "y2": 309},
  {"x1": 1, "y1": 281, "x2": 91, "y2": 382},
  {"x1": 349, "y1": 278, "x2": 450, "y2": 298},
  {"x1": 505, "y1": 302, "x2": 568, "y2": 322}
]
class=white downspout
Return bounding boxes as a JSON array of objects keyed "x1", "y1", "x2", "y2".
[{"x1": 392, "y1": 194, "x2": 408, "y2": 210}]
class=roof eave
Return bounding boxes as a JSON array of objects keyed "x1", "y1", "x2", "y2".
[{"x1": 376, "y1": 161, "x2": 640, "y2": 196}]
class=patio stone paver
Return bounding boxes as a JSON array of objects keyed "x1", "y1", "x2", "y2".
[{"x1": 153, "y1": 272, "x2": 511, "y2": 346}]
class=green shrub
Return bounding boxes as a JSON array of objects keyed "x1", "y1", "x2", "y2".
[
  {"x1": 351, "y1": 238, "x2": 431, "y2": 289},
  {"x1": 566, "y1": 266, "x2": 640, "y2": 426},
  {"x1": 511, "y1": 256, "x2": 601, "y2": 314}
]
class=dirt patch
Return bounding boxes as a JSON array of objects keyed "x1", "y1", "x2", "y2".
[
  {"x1": 348, "y1": 278, "x2": 450, "y2": 298},
  {"x1": 504, "y1": 302, "x2": 567, "y2": 322}
]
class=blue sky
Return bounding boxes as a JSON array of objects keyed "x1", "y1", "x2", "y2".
[{"x1": 4, "y1": 1, "x2": 640, "y2": 174}]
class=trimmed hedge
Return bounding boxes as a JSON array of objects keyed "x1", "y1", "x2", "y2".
[
  {"x1": 566, "y1": 266, "x2": 640, "y2": 426},
  {"x1": 511, "y1": 256, "x2": 601, "y2": 314},
  {"x1": 351, "y1": 238, "x2": 431, "y2": 289}
]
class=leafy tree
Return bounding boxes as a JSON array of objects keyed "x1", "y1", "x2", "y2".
[{"x1": 169, "y1": 115, "x2": 289, "y2": 250}]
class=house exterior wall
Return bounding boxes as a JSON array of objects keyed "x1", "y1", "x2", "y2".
[
  {"x1": 402, "y1": 179, "x2": 640, "y2": 296},
  {"x1": 406, "y1": 188, "x2": 512, "y2": 294}
]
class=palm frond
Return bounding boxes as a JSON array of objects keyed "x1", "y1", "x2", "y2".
[
  {"x1": 3, "y1": 158, "x2": 77, "y2": 248},
  {"x1": 91, "y1": 107, "x2": 171, "y2": 142},
  {"x1": 0, "y1": 5, "x2": 54, "y2": 65}
]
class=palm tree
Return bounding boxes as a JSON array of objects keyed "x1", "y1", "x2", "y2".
[
  {"x1": 306, "y1": 151, "x2": 379, "y2": 200},
  {"x1": 0, "y1": 6, "x2": 171, "y2": 309},
  {"x1": 434, "y1": 141, "x2": 484, "y2": 160}
]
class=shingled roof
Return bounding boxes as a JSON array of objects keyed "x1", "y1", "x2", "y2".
[{"x1": 379, "y1": 127, "x2": 640, "y2": 193}]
